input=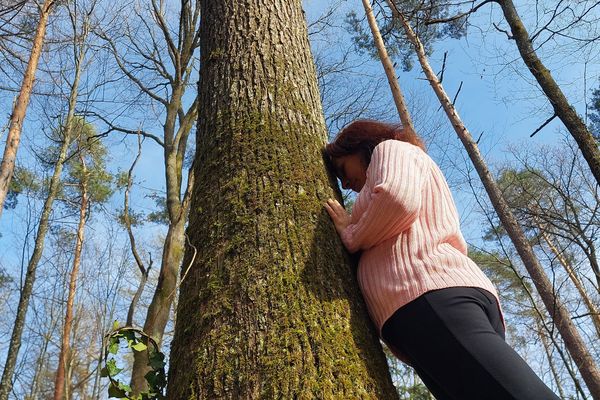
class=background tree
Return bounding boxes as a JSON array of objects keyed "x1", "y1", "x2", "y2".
[
  {"x1": 53, "y1": 118, "x2": 113, "y2": 400},
  {"x1": 0, "y1": 0, "x2": 98, "y2": 394},
  {"x1": 493, "y1": 0, "x2": 600, "y2": 186},
  {"x1": 589, "y1": 84, "x2": 600, "y2": 141},
  {"x1": 0, "y1": 0, "x2": 55, "y2": 216},
  {"x1": 90, "y1": 0, "x2": 200, "y2": 390}
]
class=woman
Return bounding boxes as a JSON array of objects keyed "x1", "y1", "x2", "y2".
[{"x1": 323, "y1": 120, "x2": 560, "y2": 400}]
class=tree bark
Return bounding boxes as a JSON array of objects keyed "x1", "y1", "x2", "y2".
[
  {"x1": 385, "y1": 2, "x2": 600, "y2": 398},
  {"x1": 130, "y1": 214, "x2": 186, "y2": 393},
  {"x1": 495, "y1": 0, "x2": 600, "y2": 187},
  {"x1": 166, "y1": 1, "x2": 398, "y2": 398},
  {"x1": 0, "y1": 0, "x2": 55, "y2": 216},
  {"x1": 361, "y1": 0, "x2": 414, "y2": 132},
  {"x1": 54, "y1": 159, "x2": 88, "y2": 400}
]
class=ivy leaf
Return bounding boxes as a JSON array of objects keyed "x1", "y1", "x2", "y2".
[
  {"x1": 123, "y1": 330, "x2": 135, "y2": 347},
  {"x1": 106, "y1": 359, "x2": 123, "y2": 376},
  {"x1": 118, "y1": 381, "x2": 132, "y2": 393},
  {"x1": 108, "y1": 338, "x2": 119, "y2": 354},
  {"x1": 148, "y1": 351, "x2": 165, "y2": 369},
  {"x1": 108, "y1": 382, "x2": 127, "y2": 398},
  {"x1": 112, "y1": 320, "x2": 120, "y2": 331},
  {"x1": 100, "y1": 366, "x2": 109, "y2": 377},
  {"x1": 132, "y1": 342, "x2": 147, "y2": 352}
]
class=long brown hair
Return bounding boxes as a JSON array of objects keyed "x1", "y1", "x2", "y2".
[{"x1": 325, "y1": 120, "x2": 425, "y2": 173}]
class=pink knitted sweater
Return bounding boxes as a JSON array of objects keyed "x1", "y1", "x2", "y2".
[{"x1": 340, "y1": 139, "x2": 503, "y2": 333}]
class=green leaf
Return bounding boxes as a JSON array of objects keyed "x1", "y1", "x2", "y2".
[
  {"x1": 106, "y1": 359, "x2": 123, "y2": 376},
  {"x1": 108, "y1": 383, "x2": 127, "y2": 398},
  {"x1": 108, "y1": 338, "x2": 119, "y2": 354},
  {"x1": 112, "y1": 320, "x2": 120, "y2": 330},
  {"x1": 132, "y1": 342, "x2": 147, "y2": 352},
  {"x1": 100, "y1": 366, "x2": 109, "y2": 377},
  {"x1": 148, "y1": 351, "x2": 165, "y2": 369},
  {"x1": 118, "y1": 381, "x2": 132, "y2": 392},
  {"x1": 123, "y1": 330, "x2": 135, "y2": 346}
]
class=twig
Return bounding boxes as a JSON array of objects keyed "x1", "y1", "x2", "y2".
[
  {"x1": 167, "y1": 234, "x2": 197, "y2": 300},
  {"x1": 493, "y1": 22, "x2": 513, "y2": 39},
  {"x1": 451, "y1": 81, "x2": 463, "y2": 106},
  {"x1": 424, "y1": 0, "x2": 494, "y2": 25},
  {"x1": 530, "y1": 114, "x2": 557, "y2": 137},
  {"x1": 476, "y1": 131, "x2": 484, "y2": 144},
  {"x1": 438, "y1": 51, "x2": 447, "y2": 84}
]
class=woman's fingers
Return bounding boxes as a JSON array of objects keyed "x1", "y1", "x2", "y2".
[
  {"x1": 325, "y1": 199, "x2": 351, "y2": 235},
  {"x1": 325, "y1": 199, "x2": 348, "y2": 221}
]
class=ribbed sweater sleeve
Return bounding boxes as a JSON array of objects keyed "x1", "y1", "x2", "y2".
[{"x1": 340, "y1": 140, "x2": 428, "y2": 253}]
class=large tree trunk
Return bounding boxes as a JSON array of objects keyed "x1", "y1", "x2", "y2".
[
  {"x1": 495, "y1": 0, "x2": 600, "y2": 187},
  {"x1": 0, "y1": 0, "x2": 55, "y2": 216},
  {"x1": 384, "y1": 2, "x2": 600, "y2": 398},
  {"x1": 166, "y1": 1, "x2": 398, "y2": 398},
  {"x1": 54, "y1": 164, "x2": 88, "y2": 400}
]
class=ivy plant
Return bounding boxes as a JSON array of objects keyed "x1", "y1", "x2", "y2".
[{"x1": 101, "y1": 322, "x2": 167, "y2": 399}]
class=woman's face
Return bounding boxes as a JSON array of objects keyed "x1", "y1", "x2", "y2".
[{"x1": 332, "y1": 153, "x2": 368, "y2": 192}]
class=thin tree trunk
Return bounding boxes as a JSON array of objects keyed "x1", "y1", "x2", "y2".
[
  {"x1": 361, "y1": 0, "x2": 414, "y2": 132},
  {"x1": 495, "y1": 0, "x2": 600, "y2": 186},
  {"x1": 166, "y1": 1, "x2": 398, "y2": 398},
  {"x1": 578, "y1": 234, "x2": 600, "y2": 293},
  {"x1": 519, "y1": 261, "x2": 589, "y2": 399},
  {"x1": 0, "y1": 43, "x2": 82, "y2": 400},
  {"x1": 128, "y1": 1, "x2": 199, "y2": 392},
  {"x1": 0, "y1": 0, "x2": 55, "y2": 216},
  {"x1": 540, "y1": 229, "x2": 600, "y2": 338},
  {"x1": 54, "y1": 161, "x2": 89, "y2": 400},
  {"x1": 130, "y1": 210, "x2": 187, "y2": 393},
  {"x1": 124, "y1": 134, "x2": 150, "y2": 327},
  {"x1": 384, "y1": 2, "x2": 600, "y2": 397},
  {"x1": 28, "y1": 329, "x2": 52, "y2": 400},
  {"x1": 537, "y1": 316, "x2": 568, "y2": 399}
]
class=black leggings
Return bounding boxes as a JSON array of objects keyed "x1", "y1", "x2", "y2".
[{"x1": 381, "y1": 287, "x2": 560, "y2": 400}]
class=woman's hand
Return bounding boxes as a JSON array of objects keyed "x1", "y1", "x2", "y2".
[{"x1": 324, "y1": 199, "x2": 351, "y2": 235}]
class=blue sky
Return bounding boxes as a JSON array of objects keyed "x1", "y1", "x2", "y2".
[
  {"x1": 1, "y1": 0, "x2": 598, "y2": 284},
  {"x1": 0, "y1": 1, "x2": 597, "y2": 396},
  {"x1": 303, "y1": 0, "x2": 599, "y2": 243},
  {"x1": 1, "y1": 0, "x2": 597, "y2": 286}
]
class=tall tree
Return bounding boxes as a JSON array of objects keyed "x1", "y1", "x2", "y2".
[
  {"x1": 0, "y1": 0, "x2": 55, "y2": 216},
  {"x1": 92, "y1": 1, "x2": 200, "y2": 390},
  {"x1": 496, "y1": 167, "x2": 600, "y2": 337},
  {"x1": 382, "y1": 2, "x2": 600, "y2": 396},
  {"x1": 53, "y1": 120, "x2": 112, "y2": 400},
  {"x1": 0, "y1": 1, "x2": 88, "y2": 392},
  {"x1": 166, "y1": 0, "x2": 398, "y2": 398},
  {"x1": 413, "y1": 0, "x2": 600, "y2": 185},
  {"x1": 360, "y1": 0, "x2": 414, "y2": 131},
  {"x1": 494, "y1": 0, "x2": 600, "y2": 187},
  {"x1": 589, "y1": 84, "x2": 600, "y2": 141}
]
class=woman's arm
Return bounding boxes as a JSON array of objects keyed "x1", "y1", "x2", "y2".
[{"x1": 340, "y1": 140, "x2": 429, "y2": 253}]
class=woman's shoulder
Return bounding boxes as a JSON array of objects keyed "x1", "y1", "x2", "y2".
[{"x1": 372, "y1": 139, "x2": 427, "y2": 158}]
